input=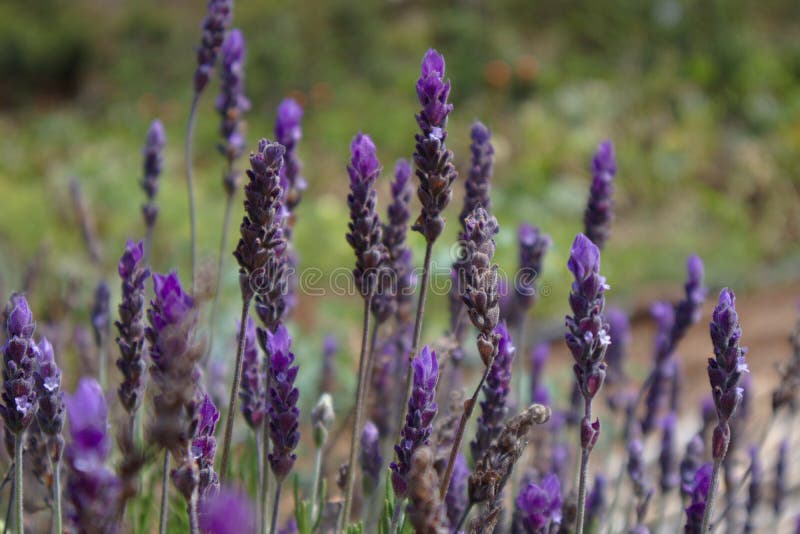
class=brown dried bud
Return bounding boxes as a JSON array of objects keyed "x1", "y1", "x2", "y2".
[{"x1": 406, "y1": 447, "x2": 450, "y2": 534}]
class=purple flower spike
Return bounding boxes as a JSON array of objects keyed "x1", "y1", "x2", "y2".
[
  {"x1": 530, "y1": 343, "x2": 550, "y2": 405},
  {"x1": 459, "y1": 121, "x2": 493, "y2": 227},
  {"x1": 216, "y1": 28, "x2": 250, "y2": 184},
  {"x1": 360, "y1": 420, "x2": 382, "y2": 495},
  {"x1": 445, "y1": 453, "x2": 468, "y2": 527},
  {"x1": 319, "y1": 334, "x2": 337, "y2": 394},
  {"x1": 239, "y1": 317, "x2": 266, "y2": 429},
  {"x1": 275, "y1": 98, "x2": 306, "y2": 214},
  {"x1": 116, "y1": 240, "x2": 151, "y2": 417},
  {"x1": 471, "y1": 322, "x2": 515, "y2": 463},
  {"x1": 266, "y1": 325, "x2": 300, "y2": 481},
  {"x1": 1, "y1": 293, "x2": 38, "y2": 435},
  {"x1": 507, "y1": 223, "x2": 551, "y2": 326},
  {"x1": 391, "y1": 345, "x2": 438, "y2": 497},
  {"x1": 514, "y1": 474, "x2": 562, "y2": 533},
  {"x1": 412, "y1": 49, "x2": 457, "y2": 243},
  {"x1": 583, "y1": 140, "x2": 616, "y2": 249},
  {"x1": 659, "y1": 412, "x2": 679, "y2": 493},
  {"x1": 193, "y1": 0, "x2": 233, "y2": 94},
  {"x1": 64, "y1": 378, "x2": 120, "y2": 532},
  {"x1": 199, "y1": 486, "x2": 256, "y2": 534},
  {"x1": 34, "y1": 337, "x2": 64, "y2": 443},
  {"x1": 141, "y1": 120, "x2": 165, "y2": 228},
  {"x1": 192, "y1": 392, "x2": 220, "y2": 498},
  {"x1": 679, "y1": 434, "x2": 704, "y2": 499},
  {"x1": 707, "y1": 288, "x2": 748, "y2": 460},
  {"x1": 383, "y1": 159, "x2": 415, "y2": 324},
  {"x1": 565, "y1": 234, "x2": 610, "y2": 449},
  {"x1": 684, "y1": 463, "x2": 712, "y2": 533},
  {"x1": 346, "y1": 132, "x2": 389, "y2": 299}
]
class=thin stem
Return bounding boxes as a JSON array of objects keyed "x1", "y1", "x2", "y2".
[
  {"x1": 455, "y1": 502, "x2": 473, "y2": 532},
  {"x1": 269, "y1": 480, "x2": 283, "y2": 534},
  {"x1": 219, "y1": 295, "x2": 254, "y2": 480},
  {"x1": 187, "y1": 489, "x2": 199, "y2": 534},
  {"x1": 389, "y1": 500, "x2": 404, "y2": 534},
  {"x1": 398, "y1": 241, "x2": 433, "y2": 436},
  {"x1": 256, "y1": 429, "x2": 265, "y2": 534},
  {"x1": 185, "y1": 93, "x2": 200, "y2": 293},
  {"x1": 310, "y1": 446, "x2": 323, "y2": 526},
  {"x1": 575, "y1": 399, "x2": 593, "y2": 534},
  {"x1": 52, "y1": 459, "x2": 61, "y2": 534},
  {"x1": 701, "y1": 458, "x2": 724, "y2": 533},
  {"x1": 358, "y1": 320, "x2": 380, "y2": 426},
  {"x1": 14, "y1": 434, "x2": 22, "y2": 534},
  {"x1": 159, "y1": 451, "x2": 169, "y2": 534},
  {"x1": 509, "y1": 317, "x2": 526, "y2": 502},
  {"x1": 338, "y1": 295, "x2": 373, "y2": 532},
  {"x1": 98, "y1": 335, "x2": 107, "y2": 391},
  {"x1": 203, "y1": 171, "x2": 236, "y2": 366},
  {"x1": 4, "y1": 478, "x2": 13, "y2": 534},
  {"x1": 439, "y1": 356, "x2": 494, "y2": 498},
  {"x1": 144, "y1": 223, "x2": 154, "y2": 268}
]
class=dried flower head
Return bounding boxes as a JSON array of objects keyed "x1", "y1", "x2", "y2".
[{"x1": 406, "y1": 446, "x2": 450, "y2": 534}]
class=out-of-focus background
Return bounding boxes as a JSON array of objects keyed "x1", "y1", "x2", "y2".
[{"x1": 1, "y1": 0, "x2": 799, "y2": 398}]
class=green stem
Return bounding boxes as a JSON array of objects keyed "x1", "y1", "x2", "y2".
[
  {"x1": 14, "y1": 434, "x2": 22, "y2": 534},
  {"x1": 269, "y1": 480, "x2": 283, "y2": 534},
  {"x1": 262, "y1": 375, "x2": 272, "y2": 534},
  {"x1": 310, "y1": 446, "x2": 323, "y2": 526},
  {"x1": 185, "y1": 93, "x2": 200, "y2": 294},
  {"x1": 159, "y1": 451, "x2": 169, "y2": 534},
  {"x1": 52, "y1": 458, "x2": 61, "y2": 534},
  {"x1": 187, "y1": 488, "x2": 199, "y2": 534},
  {"x1": 701, "y1": 458, "x2": 724, "y2": 534},
  {"x1": 219, "y1": 295, "x2": 254, "y2": 480},
  {"x1": 338, "y1": 295, "x2": 373, "y2": 532},
  {"x1": 256, "y1": 429, "x2": 265, "y2": 534},
  {"x1": 575, "y1": 399, "x2": 593, "y2": 534},
  {"x1": 144, "y1": 223, "x2": 154, "y2": 268}
]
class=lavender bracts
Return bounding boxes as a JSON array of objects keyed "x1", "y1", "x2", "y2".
[
  {"x1": 391, "y1": 345, "x2": 438, "y2": 497},
  {"x1": 216, "y1": 28, "x2": 250, "y2": 187},
  {"x1": 707, "y1": 288, "x2": 748, "y2": 460},
  {"x1": 583, "y1": 140, "x2": 616, "y2": 249},
  {"x1": 471, "y1": 322, "x2": 514, "y2": 463},
  {"x1": 193, "y1": 0, "x2": 233, "y2": 94},
  {"x1": 514, "y1": 474, "x2": 562, "y2": 533},
  {"x1": 406, "y1": 447, "x2": 450, "y2": 533},
  {"x1": 238, "y1": 316, "x2": 266, "y2": 429},
  {"x1": 115, "y1": 240, "x2": 151, "y2": 416},
  {"x1": 346, "y1": 132, "x2": 388, "y2": 300},
  {"x1": 141, "y1": 120, "x2": 165, "y2": 229},
  {"x1": 193, "y1": 392, "x2": 220, "y2": 498},
  {"x1": 64, "y1": 378, "x2": 120, "y2": 533},
  {"x1": 265, "y1": 325, "x2": 300, "y2": 481},
  {"x1": 275, "y1": 98, "x2": 306, "y2": 215},
  {"x1": 33, "y1": 337, "x2": 64, "y2": 451},
  {"x1": 384, "y1": 159, "x2": 415, "y2": 323},
  {"x1": 1, "y1": 294, "x2": 38, "y2": 435},
  {"x1": 684, "y1": 463, "x2": 712, "y2": 533},
  {"x1": 412, "y1": 49, "x2": 457, "y2": 243}
]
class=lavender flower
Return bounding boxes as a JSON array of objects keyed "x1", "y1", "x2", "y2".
[
  {"x1": 360, "y1": 420, "x2": 382, "y2": 495},
  {"x1": 1, "y1": 294, "x2": 38, "y2": 435},
  {"x1": 565, "y1": 234, "x2": 609, "y2": 450},
  {"x1": 275, "y1": 98, "x2": 306, "y2": 215},
  {"x1": 684, "y1": 463, "x2": 712, "y2": 534},
  {"x1": 346, "y1": 132, "x2": 389, "y2": 300},
  {"x1": 412, "y1": 49, "x2": 457, "y2": 243},
  {"x1": 265, "y1": 325, "x2": 300, "y2": 481},
  {"x1": 198, "y1": 486, "x2": 256, "y2": 534},
  {"x1": 459, "y1": 121, "x2": 493, "y2": 226},
  {"x1": 233, "y1": 139, "x2": 289, "y2": 328},
  {"x1": 33, "y1": 337, "x2": 64, "y2": 449},
  {"x1": 445, "y1": 453, "x2": 467, "y2": 528},
  {"x1": 319, "y1": 334, "x2": 336, "y2": 394},
  {"x1": 238, "y1": 316, "x2": 265, "y2": 429},
  {"x1": 774, "y1": 439, "x2": 787, "y2": 516},
  {"x1": 659, "y1": 412, "x2": 679, "y2": 493},
  {"x1": 529, "y1": 343, "x2": 550, "y2": 405},
  {"x1": 216, "y1": 28, "x2": 250, "y2": 191},
  {"x1": 507, "y1": 223, "x2": 551, "y2": 326},
  {"x1": 115, "y1": 240, "x2": 151, "y2": 417},
  {"x1": 745, "y1": 446, "x2": 761, "y2": 533},
  {"x1": 91, "y1": 280, "x2": 110, "y2": 363},
  {"x1": 391, "y1": 345, "x2": 438, "y2": 497},
  {"x1": 193, "y1": 0, "x2": 233, "y2": 94},
  {"x1": 583, "y1": 140, "x2": 616, "y2": 249},
  {"x1": 310, "y1": 393, "x2": 334, "y2": 448},
  {"x1": 679, "y1": 434, "x2": 704, "y2": 499},
  {"x1": 471, "y1": 322, "x2": 515, "y2": 463},
  {"x1": 383, "y1": 158, "x2": 415, "y2": 324},
  {"x1": 707, "y1": 288, "x2": 748, "y2": 460},
  {"x1": 193, "y1": 392, "x2": 220, "y2": 498},
  {"x1": 64, "y1": 378, "x2": 120, "y2": 532},
  {"x1": 514, "y1": 474, "x2": 562, "y2": 533},
  {"x1": 141, "y1": 120, "x2": 165, "y2": 229},
  {"x1": 627, "y1": 439, "x2": 649, "y2": 498}
]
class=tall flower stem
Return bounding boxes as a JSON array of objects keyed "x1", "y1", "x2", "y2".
[
  {"x1": 185, "y1": 93, "x2": 200, "y2": 293},
  {"x1": 256, "y1": 430, "x2": 265, "y2": 534},
  {"x1": 159, "y1": 451, "x2": 169, "y2": 534},
  {"x1": 261, "y1": 412, "x2": 271, "y2": 534},
  {"x1": 219, "y1": 295, "x2": 253, "y2": 480},
  {"x1": 358, "y1": 321, "x2": 380, "y2": 421},
  {"x1": 575, "y1": 400, "x2": 593, "y2": 534},
  {"x1": 438, "y1": 355, "x2": 494, "y2": 497},
  {"x1": 144, "y1": 225, "x2": 154, "y2": 267},
  {"x1": 400, "y1": 241, "x2": 433, "y2": 424},
  {"x1": 701, "y1": 458, "x2": 723, "y2": 533},
  {"x1": 269, "y1": 481, "x2": 283, "y2": 534},
  {"x1": 187, "y1": 489, "x2": 199, "y2": 534},
  {"x1": 13, "y1": 434, "x2": 22, "y2": 534},
  {"x1": 52, "y1": 459, "x2": 62, "y2": 534},
  {"x1": 339, "y1": 295, "x2": 373, "y2": 532},
  {"x1": 310, "y1": 446, "x2": 323, "y2": 524}
]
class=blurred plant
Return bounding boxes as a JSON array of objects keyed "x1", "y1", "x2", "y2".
[{"x1": 140, "y1": 120, "x2": 165, "y2": 262}]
